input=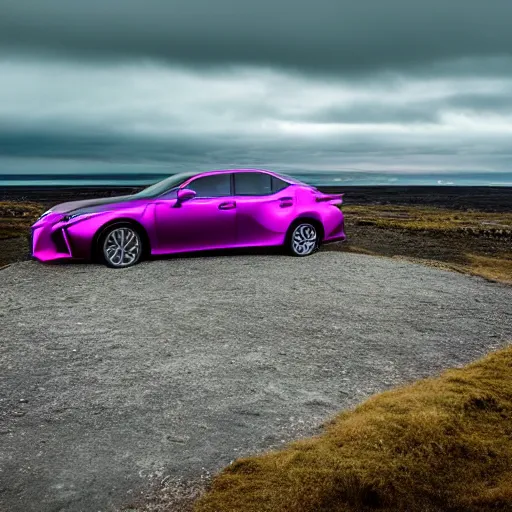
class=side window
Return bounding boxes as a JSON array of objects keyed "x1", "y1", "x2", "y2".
[
  {"x1": 271, "y1": 176, "x2": 289, "y2": 193},
  {"x1": 187, "y1": 174, "x2": 231, "y2": 198},
  {"x1": 234, "y1": 172, "x2": 272, "y2": 196}
]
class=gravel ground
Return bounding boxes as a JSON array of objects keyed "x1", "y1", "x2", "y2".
[{"x1": 0, "y1": 252, "x2": 511, "y2": 512}]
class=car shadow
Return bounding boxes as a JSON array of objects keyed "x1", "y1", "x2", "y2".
[
  {"x1": 33, "y1": 243, "x2": 345, "y2": 268},
  {"x1": 149, "y1": 245, "x2": 286, "y2": 262}
]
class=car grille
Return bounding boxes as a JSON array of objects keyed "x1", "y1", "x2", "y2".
[{"x1": 51, "y1": 229, "x2": 69, "y2": 254}]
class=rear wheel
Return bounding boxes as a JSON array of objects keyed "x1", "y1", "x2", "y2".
[
  {"x1": 288, "y1": 222, "x2": 319, "y2": 256},
  {"x1": 99, "y1": 224, "x2": 143, "y2": 268}
]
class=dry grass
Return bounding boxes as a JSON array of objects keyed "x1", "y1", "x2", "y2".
[
  {"x1": 342, "y1": 205, "x2": 512, "y2": 237},
  {"x1": 195, "y1": 345, "x2": 512, "y2": 512},
  {"x1": 0, "y1": 201, "x2": 46, "y2": 266},
  {"x1": 0, "y1": 201, "x2": 45, "y2": 239},
  {"x1": 466, "y1": 254, "x2": 512, "y2": 283},
  {"x1": 340, "y1": 205, "x2": 512, "y2": 285}
]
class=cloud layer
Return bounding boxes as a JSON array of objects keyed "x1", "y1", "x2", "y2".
[
  {"x1": 3, "y1": 0, "x2": 512, "y2": 74},
  {"x1": 1, "y1": 1, "x2": 512, "y2": 181}
]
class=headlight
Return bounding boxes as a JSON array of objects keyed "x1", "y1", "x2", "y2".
[
  {"x1": 62, "y1": 211, "x2": 103, "y2": 222},
  {"x1": 63, "y1": 212, "x2": 85, "y2": 222}
]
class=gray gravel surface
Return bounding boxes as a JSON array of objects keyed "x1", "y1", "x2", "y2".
[{"x1": 0, "y1": 252, "x2": 511, "y2": 512}]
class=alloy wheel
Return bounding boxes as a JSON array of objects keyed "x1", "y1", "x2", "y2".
[
  {"x1": 103, "y1": 227, "x2": 142, "y2": 267},
  {"x1": 291, "y1": 223, "x2": 318, "y2": 256}
]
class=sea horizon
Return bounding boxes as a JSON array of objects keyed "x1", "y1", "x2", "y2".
[{"x1": 0, "y1": 170, "x2": 511, "y2": 187}]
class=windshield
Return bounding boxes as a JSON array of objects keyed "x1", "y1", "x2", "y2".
[{"x1": 132, "y1": 171, "x2": 198, "y2": 199}]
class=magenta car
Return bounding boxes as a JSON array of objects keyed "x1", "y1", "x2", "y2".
[{"x1": 30, "y1": 169, "x2": 346, "y2": 268}]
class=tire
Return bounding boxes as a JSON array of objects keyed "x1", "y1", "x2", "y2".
[
  {"x1": 98, "y1": 223, "x2": 143, "y2": 268},
  {"x1": 287, "y1": 221, "x2": 320, "y2": 256}
]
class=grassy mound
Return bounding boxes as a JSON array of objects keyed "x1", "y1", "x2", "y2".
[{"x1": 195, "y1": 345, "x2": 512, "y2": 512}]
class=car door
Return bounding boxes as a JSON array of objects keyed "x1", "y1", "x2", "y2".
[
  {"x1": 154, "y1": 173, "x2": 236, "y2": 253},
  {"x1": 232, "y1": 172, "x2": 295, "y2": 247}
]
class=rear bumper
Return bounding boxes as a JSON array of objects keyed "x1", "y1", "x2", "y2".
[{"x1": 323, "y1": 216, "x2": 346, "y2": 244}]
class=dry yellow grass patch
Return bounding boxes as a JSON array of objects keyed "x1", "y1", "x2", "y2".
[
  {"x1": 341, "y1": 205, "x2": 512, "y2": 284},
  {"x1": 196, "y1": 345, "x2": 512, "y2": 512},
  {"x1": 0, "y1": 201, "x2": 45, "y2": 239},
  {"x1": 343, "y1": 205, "x2": 512, "y2": 236},
  {"x1": 465, "y1": 254, "x2": 512, "y2": 285}
]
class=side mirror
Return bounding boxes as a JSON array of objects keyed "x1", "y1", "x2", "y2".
[{"x1": 177, "y1": 188, "x2": 196, "y2": 203}]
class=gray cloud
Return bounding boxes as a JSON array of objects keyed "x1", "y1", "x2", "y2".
[
  {"x1": 303, "y1": 90, "x2": 512, "y2": 125},
  {"x1": 449, "y1": 91, "x2": 512, "y2": 112},
  {"x1": 2, "y1": 60, "x2": 512, "y2": 175},
  {"x1": 1, "y1": 2, "x2": 512, "y2": 183},
  {"x1": 2, "y1": 1, "x2": 512, "y2": 74}
]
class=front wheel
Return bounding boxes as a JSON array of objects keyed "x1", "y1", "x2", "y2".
[
  {"x1": 288, "y1": 222, "x2": 319, "y2": 256},
  {"x1": 100, "y1": 224, "x2": 143, "y2": 268}
]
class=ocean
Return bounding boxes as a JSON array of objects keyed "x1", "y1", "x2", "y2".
[{"x1": 0, "y1": 170, "x2": 511, "y2": 187}]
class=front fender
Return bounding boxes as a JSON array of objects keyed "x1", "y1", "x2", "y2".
[
  {"x1": 66, "y1": 209, "x2": 152, "y2": 259},
  {"x1": 64, "y1": 212, "x2": 124, "y2": 259}
]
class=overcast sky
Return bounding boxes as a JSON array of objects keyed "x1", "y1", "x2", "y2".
[{"x1": 2, "y1": 0, "x2": 512, "y2": 181}]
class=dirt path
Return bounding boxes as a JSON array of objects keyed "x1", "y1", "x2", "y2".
[{"x1": 1, "y1": 253, "x2": 511, "y2": 511}]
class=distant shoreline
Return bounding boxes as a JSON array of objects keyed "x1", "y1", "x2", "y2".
[{"x1": 1, "y1": 185, "x2": 511, "y2": 212}]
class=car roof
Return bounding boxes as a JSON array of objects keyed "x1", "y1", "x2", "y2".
[
  {"x1": 186, "y1": 168, "x2": 295, "y2": 182},
  {"x1": 197, "y1": 168, "x2": 275, "y2": 175}
]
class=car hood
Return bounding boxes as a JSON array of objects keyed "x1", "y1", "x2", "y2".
[{"x1": 50, "y1": 195, "x2": 135, "y2": 214}]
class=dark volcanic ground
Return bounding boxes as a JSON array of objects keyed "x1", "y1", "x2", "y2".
[{"x1": 1, "y1": 186, "x2": 512, "y2": 212}]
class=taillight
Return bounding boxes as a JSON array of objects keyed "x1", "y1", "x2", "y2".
[{"x1": 315, "y1": 193, "x2": 343, "y2": 205}]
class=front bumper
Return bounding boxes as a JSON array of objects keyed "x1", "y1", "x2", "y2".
[{"x1": 30, "y1": 224, "x2": 74, "y2": 262}]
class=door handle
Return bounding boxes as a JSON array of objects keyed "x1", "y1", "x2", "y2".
[
  {"x1": 279, "y1": 197, "x2": 293, "y2": 208},
  {"x1": 219, "y1": 201, "x2": 236, "y2": 210}
]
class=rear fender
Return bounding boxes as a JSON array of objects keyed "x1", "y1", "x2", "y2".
[{"x1": 286, "y1": 214, "x2": 325, "y2": 241}]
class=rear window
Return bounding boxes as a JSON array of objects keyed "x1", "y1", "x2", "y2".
[
  {"x1": 234, "y1": 172, "x2": 272, "y2": 195},
  {"x1": 271, "y1": 176, "x2": 290, "y2": 192}
]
